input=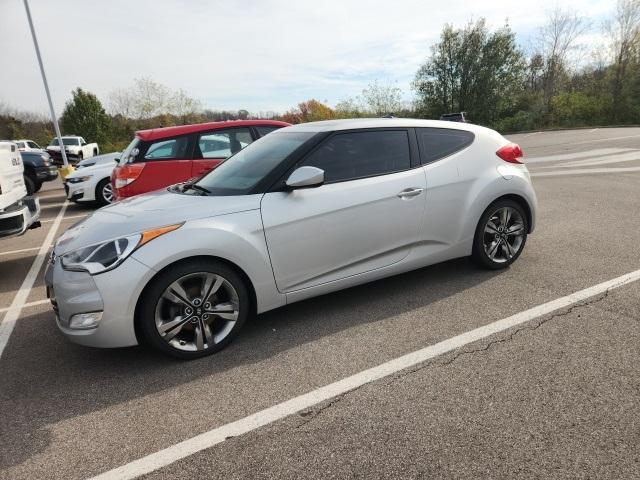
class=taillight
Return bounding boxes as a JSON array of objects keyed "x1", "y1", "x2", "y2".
[
  {"x1": 114, "y1": 163, "x2": 145, "y2": 189},
  {"x1": 496, "y1": 143, "x2": 524, "y2": 164}
]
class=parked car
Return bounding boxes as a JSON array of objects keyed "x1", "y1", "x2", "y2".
[
  {"x1": 47, "y1": 136, "x2": 99, "y2": 164},
  {"x1": 440, "y1": 112, "x2": 468, "y2": 123},
  {"x1": 111, "y1": 120, "x2": 289, "y2": 200},
  {"x1": 21, "y1": 150, "x2": 58, "y2": 195},
  {"x1": 65, "y1": 160, "x2": 116, "y2": 206},
  {"x1": 0, "y1": 141, "x2": 40, "y2": 239},
  {"x1": 75, "y1": 151, "x2": 120, "y2": 169},
  {"x1": 46, "y1": 119, "x2": 536, "y2": 359},
  {"x1": 13, "y1": 139, "x2": 45, "y2": 152}
]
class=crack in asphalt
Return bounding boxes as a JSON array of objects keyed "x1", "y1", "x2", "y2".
[{"x1": 293, "y1": 289, "x2": 616, "y2": 430}]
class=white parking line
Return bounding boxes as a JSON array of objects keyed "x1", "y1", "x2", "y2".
[
  {"x1": 0, "y1": 299, "x2": 49, "y2": 314},
  {"x1": 91, "y1": 268, "x2": 640, "y2": 480},
  {"x1": 532, "y1": 166, "x2": 640, "y2": 177},
  {"x1": 0, "y1": 245, "x2": 50, "y2": 257},
  {"x1": 42, "y1": 213, "x2": 88, "y2": 223},
  {"x1": 0, "y1": 202, "x2": 68, "y2": 358}
]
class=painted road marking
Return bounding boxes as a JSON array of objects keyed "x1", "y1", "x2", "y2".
[
  {"x1": 0, "y1": 202, "x2": 68, "y2": 358},
  {"x1": 530, "y1": 151, "x2": 640, "y2": 169},
  {"x1": 42, "y1": 213, "x2": 88, "y2": 223},
  {"x1": 0, "y1": 299, "x2": 49, "y2": 314},
  {"x1": 532, "y1": 166, "x2": 640, "y2": 177},
  {"x1": 526, "y1": 148, "x2": 634, "y2": 164},
  {"x1": 90, "y1": 268, "x2": 640, "y2": 480},
  {"x1": 0, "y1": 246, "x2": 50, "y2": 257}
]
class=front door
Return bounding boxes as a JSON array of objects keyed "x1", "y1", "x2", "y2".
[{"x1": 261, "y1": 129, "x2": 426, "y2": 293}]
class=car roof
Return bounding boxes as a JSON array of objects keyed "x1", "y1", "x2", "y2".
[
  {"x1": 135, "y1": 120, "x2": 291, "y2": 141},
  {"x1": 281, "y1": 118, "x2": 488, "y2": 134}
]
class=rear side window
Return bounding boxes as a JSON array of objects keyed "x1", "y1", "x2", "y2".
[
  {"x1": 143, "y1": 136, "x2": 190, "y2": 160},
  {"x1": 302, "y1": 130, "x2": 411, "y2": 184},
  {"x1": 416, "y1": 128, "x2": 474, "y2": 164},
  {"x1": 255, "y1": 125, "x2": 282, "y2": 137},
  {"x1": 195, "y1": 127, "x2": 252, "y2": 159}
]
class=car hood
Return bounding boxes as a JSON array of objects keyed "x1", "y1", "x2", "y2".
[
  {"x1": 67, "y1": 161, "x2": 114, "y2": 177},
  {"x1": 54, "y1": 189, "x2": 263, "y2": 255}
]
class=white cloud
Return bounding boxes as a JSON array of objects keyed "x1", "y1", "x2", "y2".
[{"x1": 0, "y1": 0, "x2": 614, "y2": 114}]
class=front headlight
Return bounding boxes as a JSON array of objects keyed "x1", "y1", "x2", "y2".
[
  {"x1": 60, "y1": 223, "x2": 182, "y2": 274},
  {"x1": 66, "y1": 176, "x2": 91, "y2": 183}
]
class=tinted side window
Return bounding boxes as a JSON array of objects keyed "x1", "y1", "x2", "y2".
[
  {"x1": 256, "y1": 125, "x2": 282, "y2": 137},
  {"x1": 143, "y1": 136, "x2": 190, "y2": 160},
  {"x1": 302, "y1": 130, "x2": 411, "y2": 183},
  {"x1": 196, "y1": 128, "x2": 252, "y2": 159},
  {"x1": 416, "y1": 128, "x2": 474, "y2": 164}
]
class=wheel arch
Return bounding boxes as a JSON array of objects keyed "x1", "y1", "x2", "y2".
[{"x1": 133, "y1": 255, "x2": 257, "y2": 344}]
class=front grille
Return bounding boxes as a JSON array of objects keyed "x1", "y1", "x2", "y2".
[{"x1": 0, "y1": 214, "x2": 24, "y2": 233}]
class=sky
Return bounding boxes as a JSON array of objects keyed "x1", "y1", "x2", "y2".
[{"x1": 0, "y1": 0, "x2": 614, "y2": 116}]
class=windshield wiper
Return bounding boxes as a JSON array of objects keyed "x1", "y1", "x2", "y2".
[{"x1": 182, "y1": 182, "x2": 212, "y2": 195}]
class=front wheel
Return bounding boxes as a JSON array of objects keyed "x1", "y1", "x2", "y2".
[
  {"x1": 95, "y1": 178, "x2": 114, "y2": 206},
  {"x1": 472, "y1": 199, "x2": 528, "y2": 270},
  {"x1": 138, "y1": 259, "x2": 250, "y2": 359}
]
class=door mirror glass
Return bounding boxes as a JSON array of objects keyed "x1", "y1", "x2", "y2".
[{"x1": 285, "y1": 166, "x2": 324, "y2": 189}]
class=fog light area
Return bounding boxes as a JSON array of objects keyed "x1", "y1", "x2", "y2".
[{"x1": 69, "y1": 311, "x2": 103, "y2": 330}]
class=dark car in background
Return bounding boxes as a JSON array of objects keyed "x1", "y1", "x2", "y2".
[
  {"x1": 20, "y1": 150, "x2": 58, "y2": 194},
  {"x1": 440, "y1": 112, "x2": 468, "y2": 123}
]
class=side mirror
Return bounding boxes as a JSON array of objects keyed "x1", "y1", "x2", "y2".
[
  {"x1": 114, "y1": 158, "x2": 120, "y2": 163},
  {"x1": 285, "y1": 166, "x2": 324, "y2": 189}
]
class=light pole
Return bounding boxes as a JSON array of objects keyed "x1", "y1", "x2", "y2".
[{"x1": 23, "y1": 0, "x2": 70, "y2": 171}]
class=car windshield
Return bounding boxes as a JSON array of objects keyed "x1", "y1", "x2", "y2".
[
  {"x1": 50, "y1": 138, "x2": 79, "y2": 146},
  {"x1": 194, "y1": 131, "x2": 315, "y2": 196}
]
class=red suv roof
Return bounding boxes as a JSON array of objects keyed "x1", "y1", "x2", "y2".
[{"x1": 136, "y1": 120, "x2": 290, "y2": 141}]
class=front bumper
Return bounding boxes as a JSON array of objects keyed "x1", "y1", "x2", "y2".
[
  {"x1": 34, "y1": 165, "x2": 59, "y2": 182},
  {"x1": 45, "y1": 254, "x2": 155, "y2": 348},
  {"x1": 64, "y1": 180, "x2": 93, "y2": 202},
  {"x1": 0, "y1": 197, "x2": 41, "y2": 239}
]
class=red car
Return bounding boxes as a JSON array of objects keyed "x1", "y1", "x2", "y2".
[{"x1": 111, "y1": 120, "x2": 290, "y2": 200}]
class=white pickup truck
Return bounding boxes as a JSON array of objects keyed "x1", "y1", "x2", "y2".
[
  {"x1": 0, "y1": 141, "x2": 41, "y2": 239},
  {"x1": 46, "y1": 135, "x2": 99, "y2": 164}
]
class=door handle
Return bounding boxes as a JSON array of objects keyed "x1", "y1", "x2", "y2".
[{"x1": 397, "y1": 187, "x2": 424, "y2": 199}]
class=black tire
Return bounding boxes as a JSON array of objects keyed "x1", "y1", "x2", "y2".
[
  {"x1": 95, "y1": 178, "x2": 113, "y2": 206},
  {"x1": 23, "y1": 175, "x2": 36, "y2": 196},
  {"x1": 138, "y1": 259, "x2": 250, "y2": 360},
  {"x1": 33, "y1": 181, "x2": 43, "y2": 193},
  {"x1": 471, "y1": 199, "x2": 528, "y2": 270}
]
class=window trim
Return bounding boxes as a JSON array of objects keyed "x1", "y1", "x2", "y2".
[
  {"x1": 415, "y1": 127, "x2": 475, "y2": 166},
  {"x1": 289, "y1": 127, "x2": 418, "y2": 186}
]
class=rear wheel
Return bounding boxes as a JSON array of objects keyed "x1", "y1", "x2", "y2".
[
  {"x1": 138, "y1": 259, "x2": 250, "y2": 359},
  {"x1": 95, "y1": 178, "x2": 114, "y2": 206},
  {"x1": 472, "y1": 199, "x2": 528, "y2": 270}
]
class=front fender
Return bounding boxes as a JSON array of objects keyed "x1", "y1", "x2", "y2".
[{"x1": 130, "y1": 210, "x2": 285, "y2": 314}]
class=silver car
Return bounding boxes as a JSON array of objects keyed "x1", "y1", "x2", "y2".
[{"x1": 45, "y1": 119, "x2": 537, "y2": 359}]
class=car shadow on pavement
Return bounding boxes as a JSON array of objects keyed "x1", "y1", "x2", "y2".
[{"x1": 0, "y1": 257, "x2": 501, "y2": 470}]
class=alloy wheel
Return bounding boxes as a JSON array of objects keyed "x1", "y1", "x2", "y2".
[
  {"x1": 482, "y1": 206, "x2": 525, "y2": 263},
  {"x1": 102, "y1": 181, "x2": 114, "y2": 203},
  {"x1": 154, "y1": 272, "x2": 240, "y2": 352}
]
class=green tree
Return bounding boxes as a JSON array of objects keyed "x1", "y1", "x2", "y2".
[
  {"x1": 413, "y1": 19, "x2": 526, "y2": 126},
  {"x1": 60, "y1": 88, "x2": 111, "y2": 144}
]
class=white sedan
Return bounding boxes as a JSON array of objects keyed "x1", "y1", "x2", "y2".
[{"x1": 64, "y1": 154, "x2": 119, "y2": 206}]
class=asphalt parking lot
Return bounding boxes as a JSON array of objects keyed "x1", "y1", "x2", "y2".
[{"x1": 1, "y1": 127, "x2": 639, "y2": 479}]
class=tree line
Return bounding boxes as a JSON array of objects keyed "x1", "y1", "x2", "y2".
[{"x1": 1, "y1": 1, "x2": 638, "y2": 152}]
